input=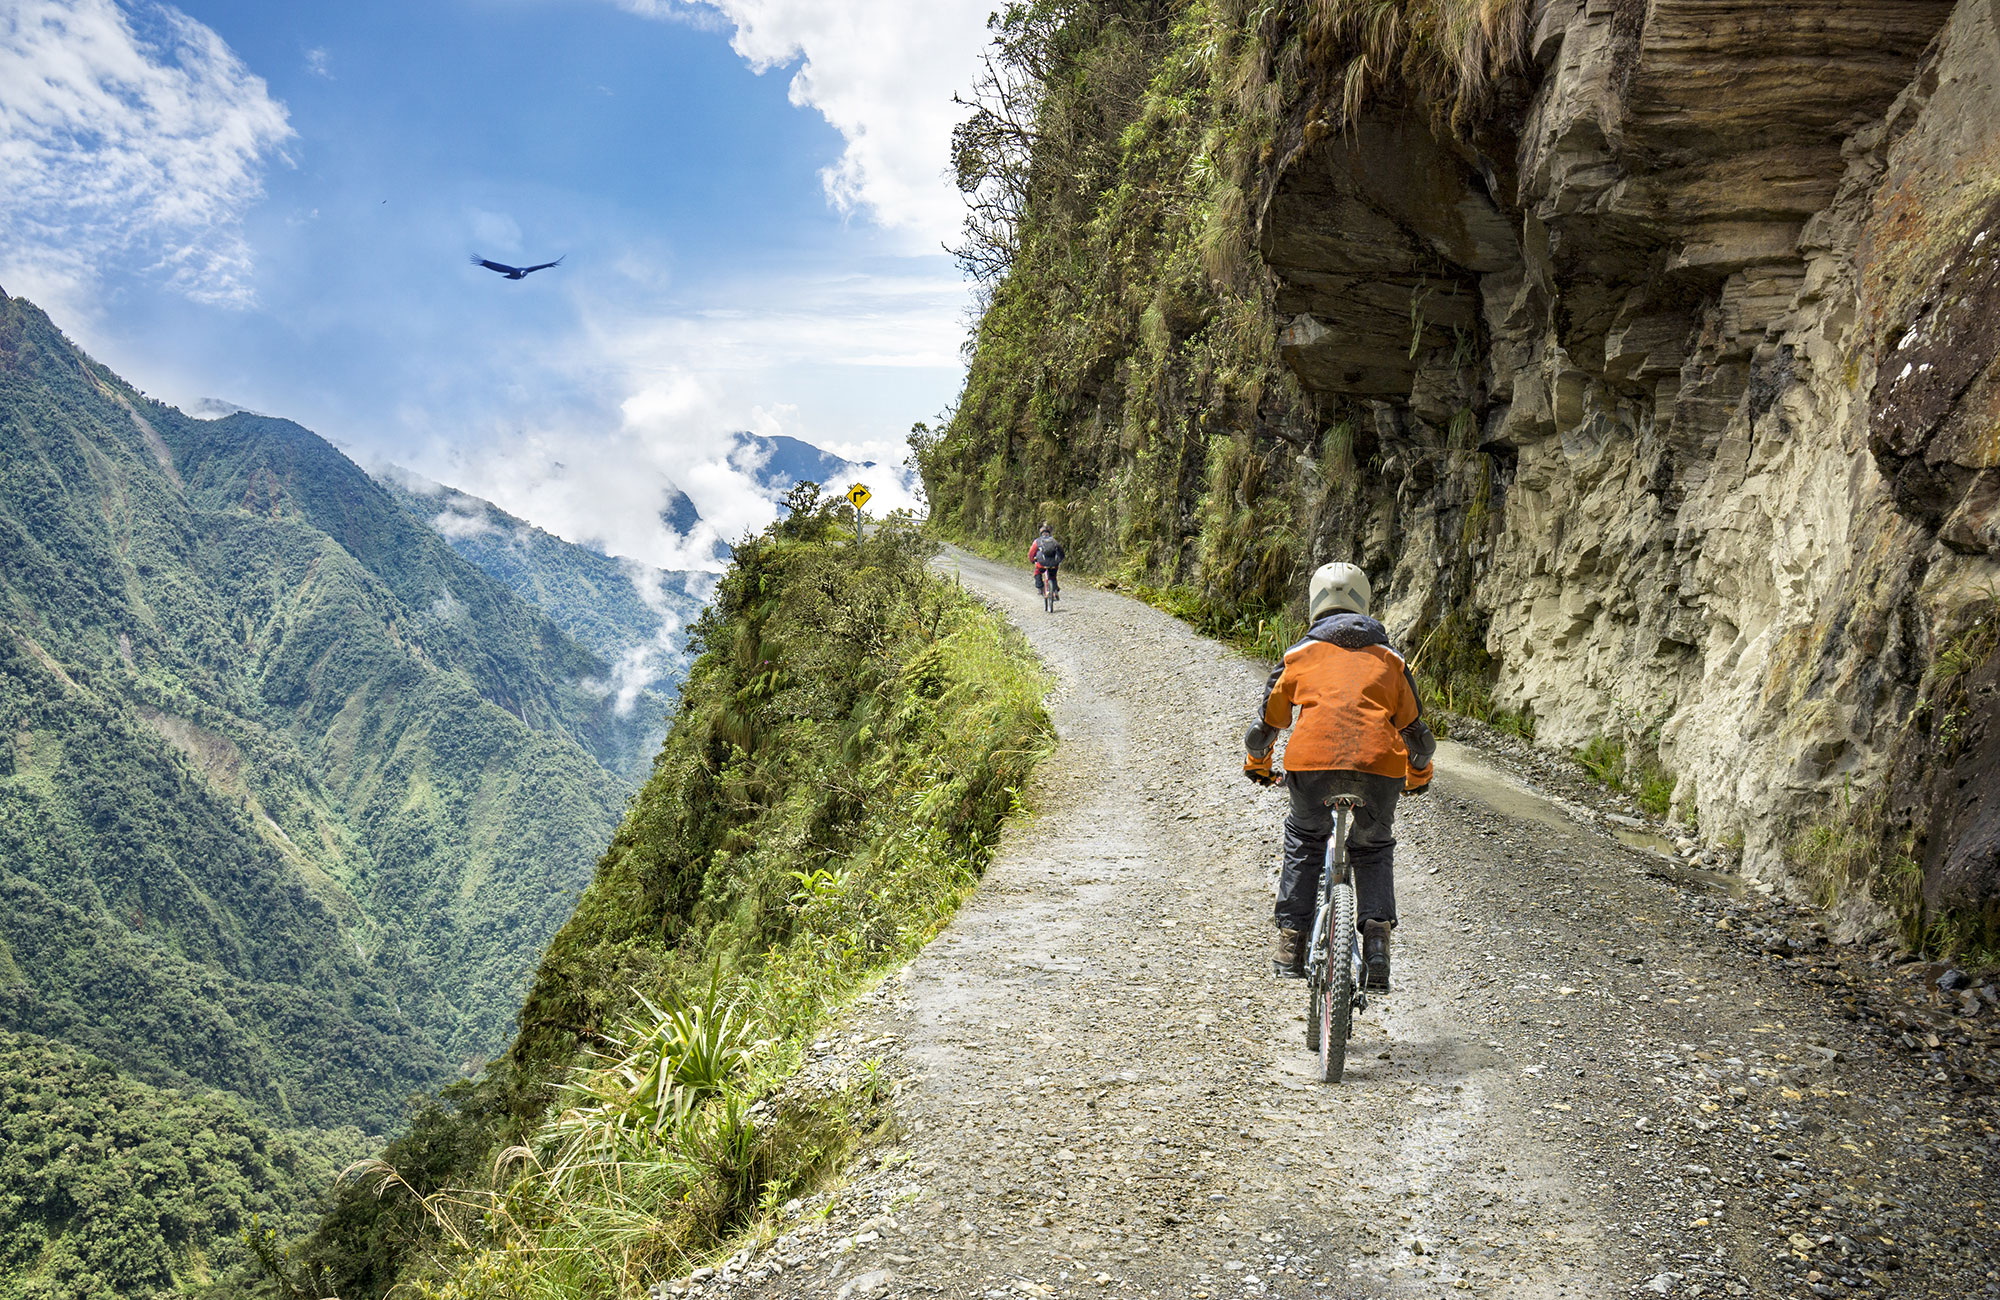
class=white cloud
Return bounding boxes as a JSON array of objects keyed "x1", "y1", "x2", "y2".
[
  {"x1": 576, "y1": 276, "x2": 967, "y2": 377},
  {"x1": 429, "y1": 376, "x2": 769, "y2": 574},
  {"x1": 430, "y1": 492, "x2": 508, "y2": 541},
  {"x1": 622, "y1": 0, "x2": 991, "y2": 248},
  {"x1": 468, "y1": 207, "x2": 522, "y2": 254},
  {"x1": 303, "y1": 45, "x2": 330, "y2": 79},
  {"x1": 396, "y1": 257, "x2": 945, "y2": 576},
  {"x1": 418, "y1": 387, "x2": 920, "y2": 582},
  {"x1": 600, "y1": 559, "x2": 711, "y2": 713},
  {"x1": 0, "y1": 0, "x2": 292, "y2": 311}
]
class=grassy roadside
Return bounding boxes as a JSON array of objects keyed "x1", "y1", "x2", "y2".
[{"x1": 272, "y1": 493, "x2": 1054, "y2": 1299}]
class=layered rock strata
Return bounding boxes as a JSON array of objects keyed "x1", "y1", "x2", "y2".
[{"x1": 1258, "y1": 0, "x2": 1999, "y2": 924}]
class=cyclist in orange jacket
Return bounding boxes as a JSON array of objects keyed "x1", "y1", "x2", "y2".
[{"x1": 1243, "y1": 562, "x2": 1434, "y2": 990}]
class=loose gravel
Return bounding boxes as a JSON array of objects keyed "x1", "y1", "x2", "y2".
[{"x1": 672, "y1": 547, "x2": 1998, "y2": 1300}]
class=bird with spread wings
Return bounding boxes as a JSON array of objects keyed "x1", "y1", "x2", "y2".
[{"x1": 470, "y1": 255, "x2": 565, "y2": 280}]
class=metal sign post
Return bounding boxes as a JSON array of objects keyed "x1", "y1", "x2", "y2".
[{"x1": 847, "y1": 484, "x2": 871, "y2": 543}]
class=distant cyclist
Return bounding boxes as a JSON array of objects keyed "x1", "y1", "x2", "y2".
[
  {"x1": 1030, "y1": 523, "x2": 1065, "y2": 600},
  {"x1": 1242, "y1": 562, "x2": 1434, "y2": 990}
]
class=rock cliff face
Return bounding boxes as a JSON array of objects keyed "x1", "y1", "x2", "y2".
[
  {"x1": 1253, "y1": 0, "x2": 2000, "y2": 933},
  {"x1": 925, "y1": 0, "x2": 1999, "y2": 949}
]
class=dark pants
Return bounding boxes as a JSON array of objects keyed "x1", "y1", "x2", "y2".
[
  {"x1": 1035, "y1": 565, "x2": 1060, "y2": 595},
  {"x1": 1276, "y1": 769, "x2": 1401, "y2": 933}
]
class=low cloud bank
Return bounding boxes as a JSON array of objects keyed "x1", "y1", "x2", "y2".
[{"x1": 424, "y1": 399, "x2": 920, "y2": 578}]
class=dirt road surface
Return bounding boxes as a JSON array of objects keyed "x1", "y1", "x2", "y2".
[{"x1": 694, "y1": 546, "x2": 1998, "y2": 1300}]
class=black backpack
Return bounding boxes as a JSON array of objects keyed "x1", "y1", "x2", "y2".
[{"x1": 1036, "y1": 537, "x2": 1065, "y2": 567}]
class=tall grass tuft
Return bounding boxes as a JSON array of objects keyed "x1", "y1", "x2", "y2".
[
  {"x1": 1300, "y1": 0, "x2": 1532, "y2": 131},
  {"x1": 333, "y1": 979, "x2": 871, "y2": 1300}
]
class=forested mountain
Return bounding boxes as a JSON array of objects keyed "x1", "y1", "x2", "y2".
[
  {"x1": 375, "y1": 472, "x2": 702, "y2": 769},
  {"x1": 373, "y1": 438, "x2": 881, "y2": 772},
  {"x1": 0, "y1": 289, "x2": 647, "y2": 1294},
  {"x1": 738, "y1": 432, "x2": 874, "y2": 499},
  {"x1": 0, "y1": 1031, "x2": 367, "y2": 1293}
]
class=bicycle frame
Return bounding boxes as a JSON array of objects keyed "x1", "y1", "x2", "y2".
[{"x1": 1306, "y1": 797, "x2": 1366, "y2": 1017}]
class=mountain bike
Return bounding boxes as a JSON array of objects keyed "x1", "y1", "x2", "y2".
[
  {"x1": 1042, "y1": 566, "x2": 1060, "y2": 613},
  {"x1": 1303, "y1": 793, "x2": 1366, "y2": 1082}
]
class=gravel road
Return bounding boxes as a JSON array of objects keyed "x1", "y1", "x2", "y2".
[{"x1": 688, "y1": 546, "x2": 1998, "y2": 1300}]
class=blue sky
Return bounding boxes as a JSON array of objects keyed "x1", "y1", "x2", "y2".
[{"x1": 0, "y1": 0, "x2": 991, "y2": 567}]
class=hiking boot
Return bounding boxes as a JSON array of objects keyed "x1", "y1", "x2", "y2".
[
  {"x1": 1361, "y1": 920, "x2": 1392, "y2": 992},
  {"x1": 1272, "y1": 927, "x2": 1305, "y2": 979}
]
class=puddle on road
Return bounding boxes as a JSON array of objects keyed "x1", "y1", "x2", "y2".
[
  {"x1": 1638, "y1": 856, "x2": 1748, "y2": 898},
  {"x1": 1611, "y1": 826, "x2": 1677, "y2": 855},
  {"x1": 1431, "y1": 739, "x2": 1576, "y2": 832},
  {"x1": 1433, "y1": 740, "x2": 1747, "y2": 898}
]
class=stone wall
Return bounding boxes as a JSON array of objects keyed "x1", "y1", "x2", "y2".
[{"x1": 1258, "y1": 0, "x2": 2000, "y2": 925}]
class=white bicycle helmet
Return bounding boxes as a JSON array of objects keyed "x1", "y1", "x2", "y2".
[{"x1": 1308, "y1": 561, "x2": 1372, "y2": 621}]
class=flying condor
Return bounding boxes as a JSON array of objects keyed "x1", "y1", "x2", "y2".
[{"x1": 470, "y1": 255, "x2": 564, "y2": 280}]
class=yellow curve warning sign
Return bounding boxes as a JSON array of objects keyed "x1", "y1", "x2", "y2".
[{"x1": 847, "y1": 483, "x2": 872, "y2": 510}]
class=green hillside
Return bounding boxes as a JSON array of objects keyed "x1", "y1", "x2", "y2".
[
  {"x1": 0, "y1": 290, "x2": 653, "y2": 1295},
  {"x1": 375, "y1": 471, "x2": 700, "y2": 770},
  {"x1": 0, "y1": 1030, "x2": 369, "y2": 1299},
  {"x1": 280, "y1": 494, "x2": 1050, "y2": 1299}
]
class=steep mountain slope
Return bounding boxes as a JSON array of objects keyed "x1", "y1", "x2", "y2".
[
  {"x1": 0, "y1": 288, "x2": 635, "y2": 1121},
  {"x1": 0, "y1": 1030, "x2": 366, "y2": 1298},
  {"x1": 283, "y1": 503, "x2": 1049, "y2": 1299},
  {"x1": 921, "y1": 0, "x2": 2000, "y2": 957},
  {"x1": 376, "y1": 472, "x2": 701, "y2": 765}
]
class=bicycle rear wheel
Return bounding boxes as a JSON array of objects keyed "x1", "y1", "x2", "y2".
[{"x1": 1318, "y1": 883, "x2": 1355, "y2": 1083}]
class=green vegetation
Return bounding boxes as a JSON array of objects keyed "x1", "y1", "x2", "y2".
[
  {"x1": 0, "y1": 1030, "x2": 369, "y2": 1300},
  {"x1": 1569, "y1": 733, "x2": 1674, "y2": 818},
  {"x1": 1570, "y1": 735, "x2": 1625, "y2": 788},
  {"x1": 1789, "y1": 783, "x2": 1924, "y2": 946},
  {"x1": 1402, "y1": 610, "x2": 1533, "y2": 739},
  {"x1": 1295, "y1": 0, "x2": 1530, "y2": 131},
  {"x1": 920, "y1": 0, "x2": 1519, "y2": 722},
  {"x1": 278, "y1": 491, "x2": 1051, "y2": 1297},
  {"x1": 0, "y1": 290, "x2": 653, "y2": 1290},
  {"x1": 1791, "y1": 596, "x2": 2000, "y2": 965},
  {"x1": 375, "y1": 473, "x2": 705, "y2": 768}
]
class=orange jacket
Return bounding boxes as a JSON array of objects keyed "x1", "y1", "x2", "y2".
[{"x1": 1246, "y1": 612, "x2": 1424, "y2": 778}]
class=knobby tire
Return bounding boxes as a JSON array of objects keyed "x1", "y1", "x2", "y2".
[
  {"x1": 1306, "y1": 977, "x2": 1323, "y2": 1054},
  {"x1": 1319, "y1": 883, "x2": 1356, "y2": 1083}
]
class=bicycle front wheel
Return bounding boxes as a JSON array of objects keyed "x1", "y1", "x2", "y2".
[
  {"x1": 1305, "y1": 974, "x2": 1323, "y2": 1053},
  {"x1": 1318, "y1": 882, "x2": 1355, "y2": 1083}
]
